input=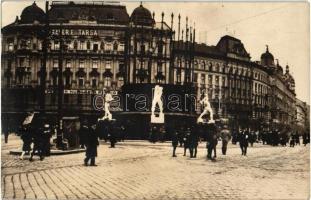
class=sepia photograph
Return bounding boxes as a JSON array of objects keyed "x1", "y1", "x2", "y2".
[{"x1": 1, "y1": 0, "x2": 310, "y2": 199}]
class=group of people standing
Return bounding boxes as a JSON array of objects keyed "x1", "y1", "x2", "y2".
[
  {"x1": 19, "y1": 118, "x2": 52, "y2": 161},
  {"x1": 170, "y1": 123, "x2": 229, "y2": 160}
]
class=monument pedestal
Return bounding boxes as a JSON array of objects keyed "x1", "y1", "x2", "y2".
[
  {"x1": 151, "y1": 113, "x2": 165, "y2": 124},
  {"x1": 208, "y1": 119, "x2": 215, "y2": 124},
  {"x1": 197, "y1": 118, "x2": 215, "y2": 124}
]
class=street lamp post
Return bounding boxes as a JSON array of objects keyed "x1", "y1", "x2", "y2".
[
  {"x1": 39, "y1": 1, "x2": 49, "y2": 114},
  {"x1": 57, "y1": 18, "x2": 65, "y2": 148}
]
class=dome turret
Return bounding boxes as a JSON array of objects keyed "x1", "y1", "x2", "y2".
[
  {"x1": 130, "y1": 4, "x2": 154, "y2": 26},
  {"x1": 261, "y1": 45, "x2": 274, "y2": 66},
  {"x1": 20, "y1": 2, "x2": 45, "y2": 24}
]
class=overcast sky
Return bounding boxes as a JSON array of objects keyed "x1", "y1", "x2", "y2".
[{"x1": 2, "y1": 1, "x2": 310, "y2": 104}]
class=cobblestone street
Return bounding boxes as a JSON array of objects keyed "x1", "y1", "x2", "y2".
[{"x1": 1, "y1": 135, "x2": 310, "y2": 200}]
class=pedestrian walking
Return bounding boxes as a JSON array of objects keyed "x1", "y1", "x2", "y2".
[
  {"x1": 150, "y1": 125, "x2": 158, "y2": 143},
  {"x1": 79, "y1": 119, "x2": 89, "y2": 148},
  {"x1": 20, "y1": 124, "x2": 33, "y2": 160},
  {"x1": 249, "y1": 131, "x2": 255, "y2": 147},
  {"x1": 289, "y1": 133, "x2": 295, "y2": 147},
  {"x1": 303, "y1": 129, "x2": 309, "y2": 146},
  {"x1": 108, "y1": 121, "x2": 117, "y2": 148},
  {"x1": 183, "y1": 127, "x2": 191, "y2": 156},
  {"x1": 42, "y1": 123, "x2": 52, "y2": 156},
  {"x1": 29, "y1": 121, "x2": 44, "y2": 161},
  {"x1": 177, "y1": 126, "x2": 184, "y2": 147},
  {"x1": 120, "y1": 125, "x2": 126, "y2": 142},
  {"x1": 261, "y1": 130, "x2": 268, "y2": 145},
  {"x1": 171, "y1": 129, "x2": 179, "y2": 157},
  {"x1": 206, "y1": 123, "x2": 218, "y2": 160},
  {"x1": 220, "y1": 125, "x2": 231, "y2": 155},
  {"x1": 84, "y1": 124, "x2": 99, "y2": 166},
  {"x1": 231, "y1": 129, "x2": 238, "y2": 144},
  {"x1": 238, "y1": 129, "x2": 249, "y2": 156},
  {"x1": 295, "y1": 132, "x2": 300, "y2": 145},
  {"x1": 189, "y1": 125, "x2": 199, "y2": 158}
]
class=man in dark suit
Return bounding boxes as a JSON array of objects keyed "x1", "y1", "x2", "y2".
[
  {"x1": 190, "y1": 125, "x2": 199, "y2": 158},
  {"x1": 206, "y1": 123, "x2": 218, "y2": 160},
  {"x1": 171, "y1": 128, "x2": 179, "y2": 157},
  {"x1": 84, "y1": 123, "x2": 99, "y2": 166},
  {"x1": 220, "y1": 125, "x2": 231, "y2": 155},
  {"x1": 239, "y1": 129, "x2": 249, "y2": 156},
  {"x1": 183, "y1": 127, "x2": 191, "y2": 156}
]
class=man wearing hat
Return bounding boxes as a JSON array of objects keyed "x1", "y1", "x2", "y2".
[
  {"x1": 84, "y1": 123, "x2": 99, "y2": 166},
  {"x1": 220, "y1": 125, "x2": 231, "y2": 155}
]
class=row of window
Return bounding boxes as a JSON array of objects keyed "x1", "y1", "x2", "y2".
[
  {"x1": 13, "y1": 75, "x2": 123, "y2": 89},
  {"x1": 253, "y1": 96, "x2": 268, "y2": 106},
  {"x1": 51, "y1": 60, "x2": 126, "y2": 71},
  {"x1": 193, "y1": 61, "x2": 225, "y2": 72},
  {"x1": 254, "y1": 71, "x2": 268, "y2": 82},
  {"x1": 254, "y1": 82, "x2": 269, "y2": 95},
  {"x1": 193, "y1": 73, "x2": 227, "y2": 86},
  {"x1": 5, "y1": 39, "x2": 125, "y2": 52},
  {"x1": 51, "y1": 40, "x2": 124, "y2": 52}
]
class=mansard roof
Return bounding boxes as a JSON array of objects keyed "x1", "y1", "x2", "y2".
[{"x1": 49, "y1": 2, "x2": 129, "y2": 25}]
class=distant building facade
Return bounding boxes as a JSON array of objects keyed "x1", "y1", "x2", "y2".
[{"x1": 296, "y1": 98, "x2": 310, "y2": 132}]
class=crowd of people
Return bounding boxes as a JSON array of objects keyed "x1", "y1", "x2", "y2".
[
  {"x1": 14, "y1": 113, "x2": 311, "y2": 165},
  {"x1": 169, "y1": 124, "x2": 310, "y2": 160}
]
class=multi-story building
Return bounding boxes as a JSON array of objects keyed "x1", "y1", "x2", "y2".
[
  {"x1": 260, "y1": 46, "x2": 296, "y2": 128},
  {"x1": 296, "y1": 98, "x2": 310, "y2": 132},
  {"x1": 1, "y1": 1, "x2": 304, "y2": 134},
  {"x1": 1, "y1": 2, "x2": 172, "y2": 120},
  {"x1": 174, "y1": 36, "x2": 270, "y2": 130}
]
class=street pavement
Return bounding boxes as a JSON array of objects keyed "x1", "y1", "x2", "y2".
[{"x1": 1, "y1": 135, "x2": 310, "y2": 200}]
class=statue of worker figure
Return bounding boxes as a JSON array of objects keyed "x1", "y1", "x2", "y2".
[
  {"x1": 151, "y1": 85, "x2": 164, "y2": 123},
  {"x1": 98, "y1": 92, "x2": 114, "y2": 121},
  {"x1": 197, "y1": 93, "x2": 215, "y2": 124}
]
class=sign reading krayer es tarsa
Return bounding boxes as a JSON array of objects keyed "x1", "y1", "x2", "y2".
[
  {"x1": 51, "y1": 29, "x2": 99, "y2": 36},
  {"x1": 50, "y1": 28, "x2": 116, "y2": 37}
]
